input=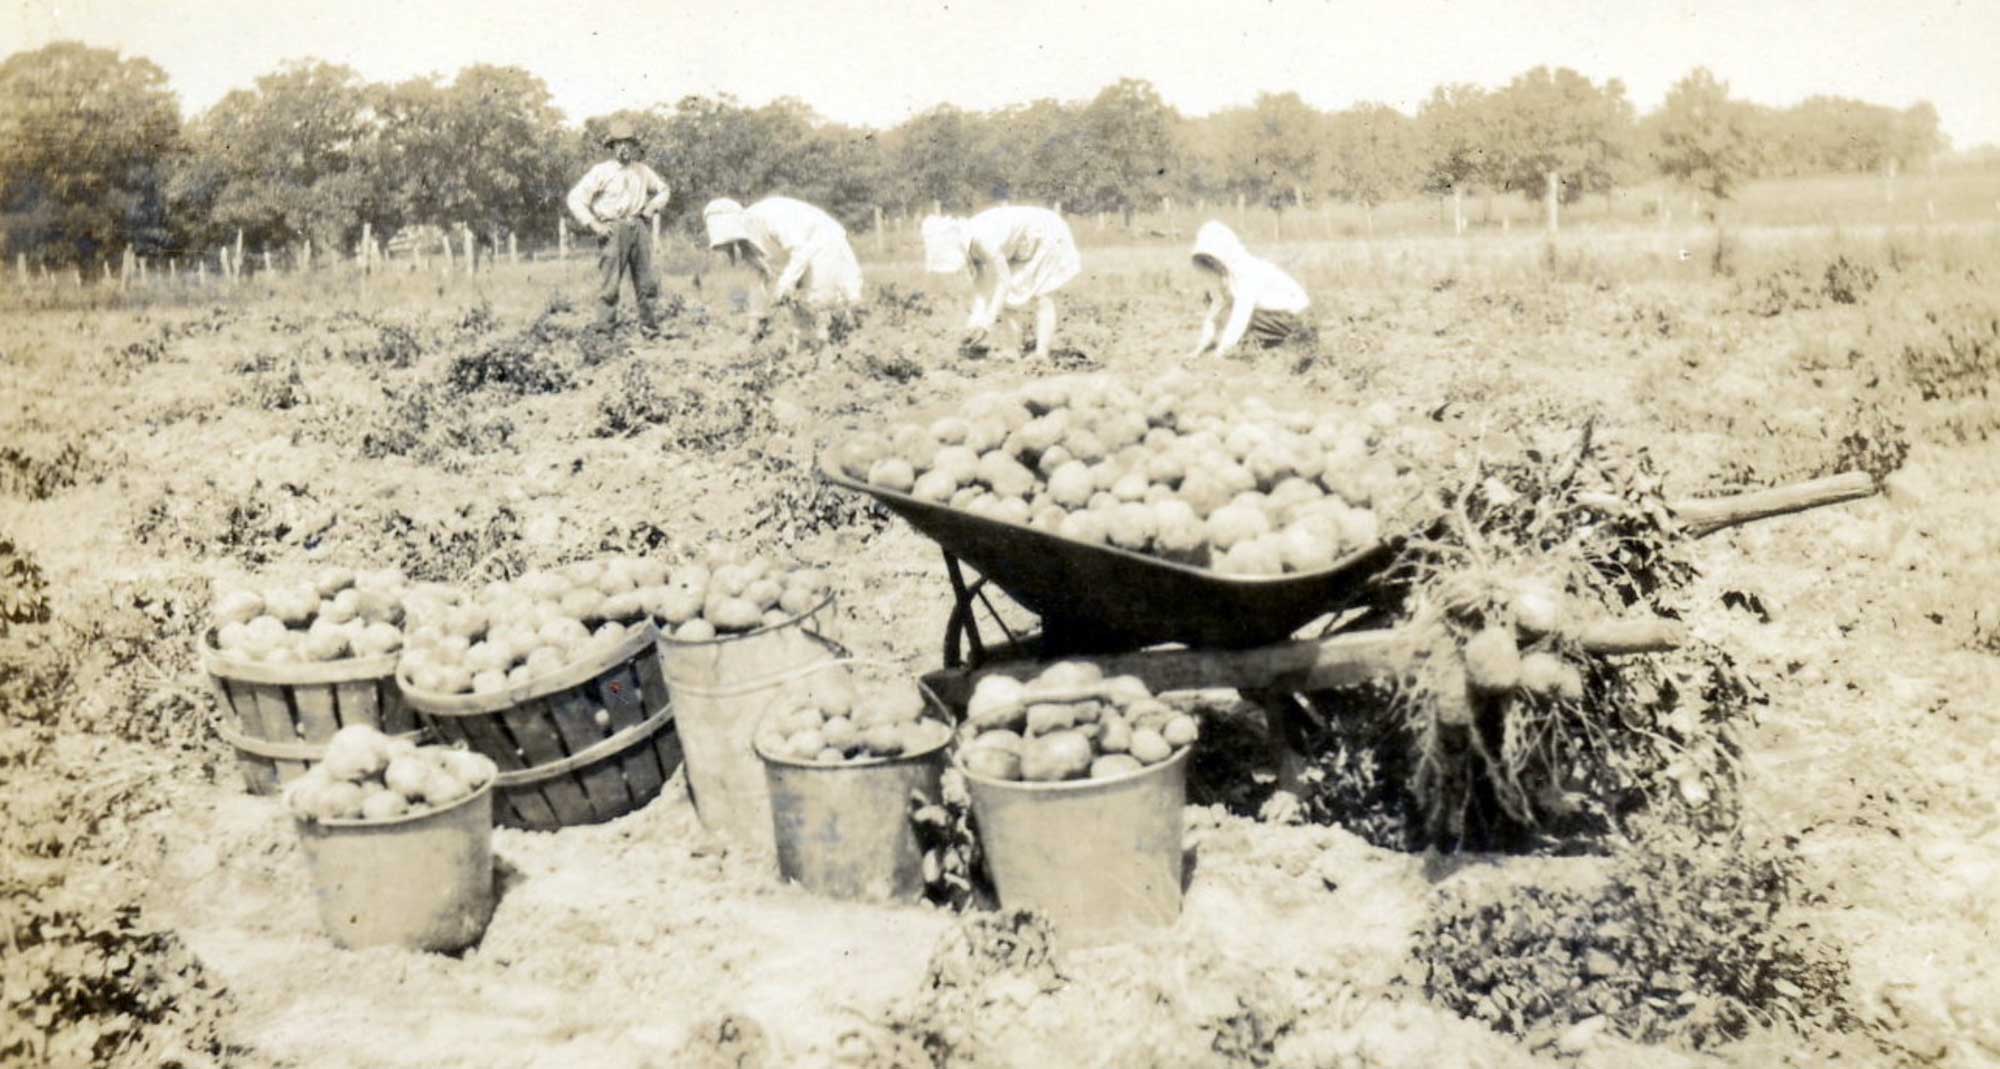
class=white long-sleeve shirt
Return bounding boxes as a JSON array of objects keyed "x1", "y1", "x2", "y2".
[
  {"x1": 733, "y1": 197, "x2": 863, "y2": 305},
  {"x1": 1190, "y1": 220, "x2": 1309, "y2": 355},
  {"x1": 566, "y1": 160, "x2": 670, "y2": 228}
]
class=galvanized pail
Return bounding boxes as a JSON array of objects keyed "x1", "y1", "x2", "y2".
[
  {"x1": 293, "y1": 781, "x2": 496, "y2": 952},
  {"x1": 960, "y1": 744, "x2": 1190, "y2": 945}
]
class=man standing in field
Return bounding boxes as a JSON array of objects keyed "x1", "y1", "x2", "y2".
[{"x1": 567, "y1": 121, "x2": 672, "y2": 334}]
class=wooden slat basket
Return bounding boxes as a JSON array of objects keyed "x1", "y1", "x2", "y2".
[
  {"x1": 398, "y1": 621, "x2": 682, "y2": 832},
  {"x1": 203, "y1": 638, "x2": 420, "y2": 796}
]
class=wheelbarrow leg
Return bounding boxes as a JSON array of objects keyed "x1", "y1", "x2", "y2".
[{"x1": 1241, "y1": 688, "x2": 1316, "y2": 797}]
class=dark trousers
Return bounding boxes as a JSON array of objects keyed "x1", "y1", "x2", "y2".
[{"x1": 597, "y1": 219, "x2": 659, "y2": 328}]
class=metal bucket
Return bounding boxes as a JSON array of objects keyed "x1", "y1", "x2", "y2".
[
  {"x1": 760, "y1": 739, "x2": 947, "y2": 904},
  {"x1": 292, "y1": 782, "x2": 496, "y2": 952},
  {"x1": 961, "y1": 745, "x2": 1190, "y2": 945},
  {"x1": 657, "y1": 598, "x2": 841, "y2": 854}
]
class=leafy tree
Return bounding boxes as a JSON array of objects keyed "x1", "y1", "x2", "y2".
[
  {"x1": 1650, "y1": 68, "x2": 1756, "y2": 200},
  {"x1": 884, "y1": 104, "x2": 1006, "y2": 214},
  {"x1": 1233, "y1": 92, "x2": 1326, "y2": 209},
  {"x1": 1485, "y1": 67, "x2": 1634, "y2": 202},
  {"x1": 179, "y1": 60, "x2": 376, "y2": 252},
  {"x1": 1323, "y1": 103, "x2": 1423, "y2": 211},
  {"x1": 1074, "y1": 79, "x2": 1181, "y2": 219},
  {"x1": 1417, "y1": 83, "x2": 1499, "y2": 196},
  {"x1": 0, "y1": 42, "x2": 182, "y2": 266}
]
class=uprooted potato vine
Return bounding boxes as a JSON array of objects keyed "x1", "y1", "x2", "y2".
[
  {"x1": 1414, "y1": 819, "x2": 1855, "y2": 1050},
  {"x1": 1299, "y1": 420, "x2": 1762, "y2": 853}
]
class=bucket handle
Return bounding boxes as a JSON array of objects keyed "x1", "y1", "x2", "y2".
[
  {"x1": 491, "y1": 702, "x2": 675, "y2": 789},
  {"x1": 216, "y1": 721, "x2": 425, "y2": 762},
  {"x1": 660, "y1": 646, "x2": 926, "y2": 703}
]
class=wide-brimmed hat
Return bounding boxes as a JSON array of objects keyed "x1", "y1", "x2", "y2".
[
  {"x1": 602, "y1": 120, "x2": 640, "y2": 147},
  {"x1": 703, "y1": 198, "x2": 750, "y2": 247}
]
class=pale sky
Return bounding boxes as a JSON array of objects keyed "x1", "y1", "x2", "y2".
[{"x1": 9, "y1": 0, "x2": 1998, "y2": 147}]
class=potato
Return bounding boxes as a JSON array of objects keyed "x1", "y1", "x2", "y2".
[
  {"x1": 707, "y1": 596, "x2": 763, "y2": 632},
  {"x1": 1129, "y1": 728, "x2": 1172, "y2": 765},
  {"x1": 789, "y1": 730, "x2": 827, "y2": 759},
  {"x1": 1098, "y1": 716, "x2": 1132, "y2": 753},
  {"x1": 314, "y1": 780, "x2": 367, "y2": 821},
  {"x1": 656, "y1": 586, "x2": 704, "y2": 626},
  {"x1": 1161, "y1": 714, "x2": 1200, "y2": 747},
  {"x1": 560, "y1": 588, "x2": 606, "y2": 623},
  {"x1": 970, "y1": 729, "x2": 1024, "y2": 753},
  {"x1": 538, "y1": 617, "x2": 591, "y2": 650},
  {"x1": 472, "y1": 670, "x2": 508, "y2": 694},
  {"x1": 822, "y1": 716, "x2": 859, "y2": 750},
  {"x1": 360, "y1": 787, "x2": 410, "y2": 821},
  {"x1": 322, "y1": 724, "x2": 391, "y2": 783},
  {"x1": 524, "y1": 644, "x2": 566, "y2": 678},
  {"x1": 1090, "y1": 754, "x2": 1144, "y2": 780},
  {"x1": 302, "y1": 628, "x2": 349, "y2": 662},
  {"x1": 213, "y1": 589, "x2": 265, "y2": 627},
  {"x1": 1048, "y1": 461, "x2": 1095, "y2": 508},
  {"x1": 862, "y1": 724, "x2": 905, "y2": 756},
  {"x1": 1025, "y1": 702, "x2": 1077, "y2": 736},
  {"x1": 1205, "y1": 502, "x2": 1271, "y2": 552},
  {"x1": 867, "y1": 456, "x2": 917, "y2": 493},
  {"x1": 838, "y1": 433, "x2": 889, "y2": 479},
  {"x1": 1021, "y1": 730, "x2": 1094, "y2": 782},
  {"x1": 963, "y1": 745, "x2": 1022, "y2": 781},
  {"x1": 314, "y1": 568, "x2": 357, "y2": 598},
  {"x1": 1519, "y1": 652, "x2": 1568, "y2": 697},
  {"x1": 420, "y1": 767, "x2": 470, "y2": 806},
  {"x1": 743, "y1": 578, "x2": 784, "y2": 611},
  {"x1": 890, "y1": 423, "x2": 941, "y2": 470},
  {"x1": 1464, "y1": 627, "x2": 1523, "y2": 694},
  {"x1": 930, "y1": 416, "x2": 971, "y2": 445},
  {"x1": 913, "y1": 468, "x2": 958, "y2": 503},
  {"x1": 901, "y1": 719, "x2": 950, "y2": 754},
  {"x1": 976, "y1": 451, "x2": 1037, "y2": 498},
  {"x1": 1057, "y1": 510, "x2": 1108, "y2": 545},
  {"x1": 1512, "y1": 581, "x2": 1563, "y2": 637},
  {"x1": 675, "y1": 618, "x2": 717, "y2": 642}
]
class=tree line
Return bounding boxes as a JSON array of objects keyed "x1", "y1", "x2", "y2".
[{"x1": 0, "y1": 41, "x2": 1953, "y2": 268}]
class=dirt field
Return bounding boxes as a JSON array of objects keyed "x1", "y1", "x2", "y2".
[{"x1": 3, "y1": 226, "x2": 1997, "y2": 1068}]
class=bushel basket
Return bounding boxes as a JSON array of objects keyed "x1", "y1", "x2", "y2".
[
  {"x1": 399, "y1": 621, "x2": 681, "y2": 831},
  {"x1": 203, "y1": 637, "x2": 418, "y2": 796}
]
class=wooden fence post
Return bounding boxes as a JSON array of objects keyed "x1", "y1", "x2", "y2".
[
  {"x1": 15, "y1": 253, "x2": 25, "y2": 286},
  {"x1": 139, "y1": 256, "x2": 148, "y2": 283},
  {"x1": 509, "y1": 232, "x2": 518, "y2": 266},
  {"x1": 302, "y1": 238, "x2": 312, "y2": 273},
  {"x1": 440, "y1": 232, "x2": 453, "y2": 275},
  {"x1": 234, "y1": 229, "x2": 245, "y2": 275},
  {"x1": 559, "y1": 215, "x2": 569, "y2": 260},
  {"x1": 360, "y1": 222, "x2": 372, "y2": 273},
  {"x1": 1544, "y1": 172, "x2": 1559, "y2": 235},
  {"x1": 169, "y1": 258, "x2": 177, "y2": 282},
  {"x1": 198, "y1": 260, "x2": 207, "y2": 284},
  {"x1": 1452, "y1": 184, "x2": 1465, "y2": 235}
]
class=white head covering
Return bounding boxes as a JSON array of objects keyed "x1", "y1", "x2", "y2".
[
  {"x1": 921, "y1": 215, "x2": 970, "y2": 274},
  {"x1": 703, "y1": 198, "x2": 750, "y2": 248},
  {"x1": 1190, "y1": 220, "x2": 1251, "y2": 275}
]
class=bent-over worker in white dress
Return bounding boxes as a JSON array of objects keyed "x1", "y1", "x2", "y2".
[
  {"x1": 702, "y1": 197, "x2": 864, "y2": 334},
  {"x1": 922, "y1": 205, "x2": 1081, "y2": 359},
  {"x1": 1188, "y1": 220, "x2": 1311, "y2": 358}
]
